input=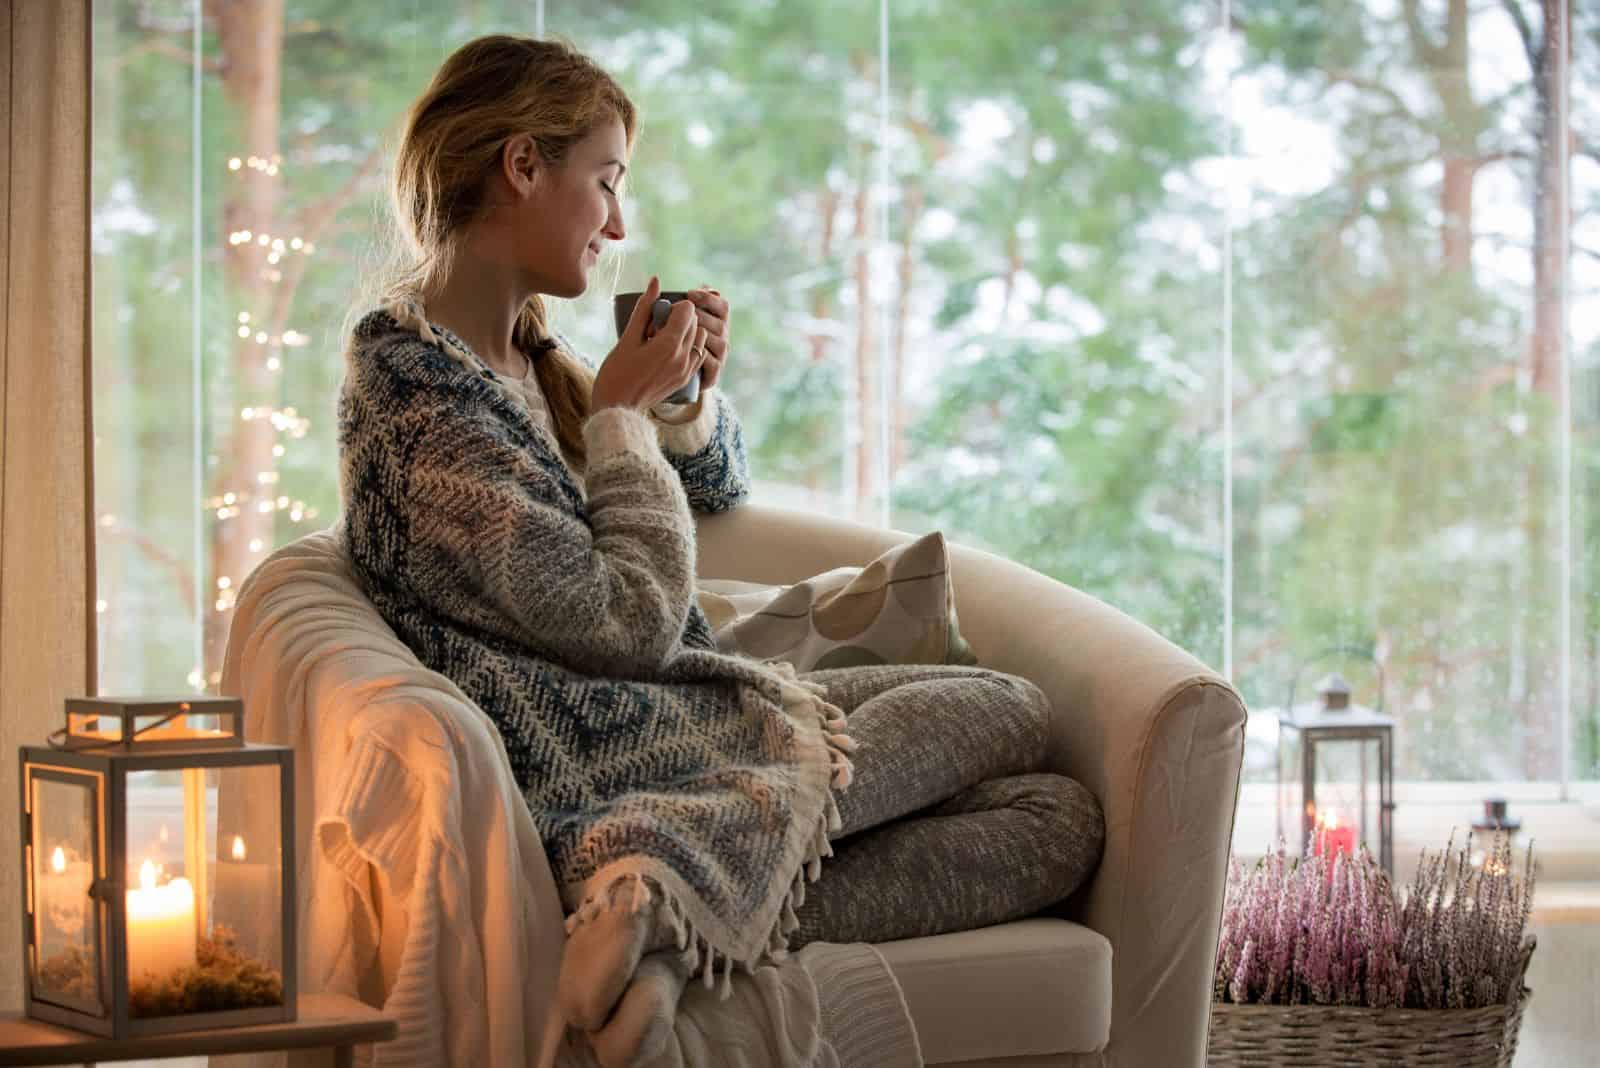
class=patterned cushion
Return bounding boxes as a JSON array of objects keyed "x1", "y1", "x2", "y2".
[{"x1": 697, "y1": 531, "x2": 978, "y2": 671}]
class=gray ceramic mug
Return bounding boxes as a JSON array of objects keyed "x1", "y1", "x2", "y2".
[{"x1": 612, "y1": 290, "x2": 701, "y2": 405}]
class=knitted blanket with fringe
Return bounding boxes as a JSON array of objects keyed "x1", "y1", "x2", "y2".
[{"x1": 336, "y1": 305, "x2": 856, "y2": 994}]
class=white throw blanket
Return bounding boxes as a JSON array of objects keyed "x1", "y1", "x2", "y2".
[{"x1": 218, "y1": 527, "x2": 922, "y2": 1068}]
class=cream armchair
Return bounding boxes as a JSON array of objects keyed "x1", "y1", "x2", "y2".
[
  {"x1": 229, "y1": 503, "x2": 1246, "y2": 1067},
  {"x1": 693, "y1": 504, "x2": 1246, "y2": 1067}
]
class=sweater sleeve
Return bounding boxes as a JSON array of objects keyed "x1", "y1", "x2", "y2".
[
  {"x1": 551, "y1": 332, "x2": 751, "y2": 515},
  {"x1": 341, "y1": 351, "x2": 699, "y2": 678},
  {"x1": 649, "y1": 388, "x2": 752, "y2": 515}
]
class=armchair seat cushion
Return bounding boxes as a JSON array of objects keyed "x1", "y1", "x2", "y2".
[{"x1": 876, "y1": 917, "x2": 1112, "y2": 1064}]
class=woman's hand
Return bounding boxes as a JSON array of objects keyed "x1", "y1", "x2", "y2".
[
  {"x1": 685, "y1": 284, "x2": 729, "y2": 391},
  {"x1": 592, "y1": 276, "x2": 703, "y2": 412}
]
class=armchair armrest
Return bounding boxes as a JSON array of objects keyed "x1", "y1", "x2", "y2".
[
  {"x1": 696, "y1": 504, "x2": 1247, "y2": 1067},
  {"x1": 223, "y1": 530, "x2": 569, "y2": 1068}
]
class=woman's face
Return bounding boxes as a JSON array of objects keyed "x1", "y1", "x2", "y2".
[{"x1": 502, "y1": 117, "x2": 629, "y2": 299}]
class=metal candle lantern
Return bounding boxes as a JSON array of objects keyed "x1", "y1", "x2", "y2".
[
  {"x1": 1470, "y1": 797, "x2": 1523, "y2": 873},
  {"x1": 19, "y1": 696, "x2": 295, "y2": 1037},
  {"x1": 1275, "y1": 647, "x2": 1397, "y2": 875}
]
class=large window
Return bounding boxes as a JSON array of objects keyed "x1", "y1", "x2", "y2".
[{"x1": 92, "y1": 1, "x2": 1595, "y2": 797}]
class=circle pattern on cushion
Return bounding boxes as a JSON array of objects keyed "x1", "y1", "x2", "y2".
[
  {"x1": 811, "y1": 645, "x2": 890, "y2": 670},
  {"x1": 695, "y1": 531, "x2": 975, "y2": 673},
  {"x1": 811, "y1": 561, "x2": 891, "y2": 640},
  {"x1": 889, "y1": 531, "x2": 948, "y2": 617},
  {"x1": 733, "y1": 581, "x2": 819, "y2": 659}
]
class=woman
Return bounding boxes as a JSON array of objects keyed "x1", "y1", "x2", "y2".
[{"x1": 338, "y1": 34, "x2": 1104, "y2": 1068}]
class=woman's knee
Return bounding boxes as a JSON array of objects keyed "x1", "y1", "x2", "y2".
[
  {"x1": 932, "y1": 771, "x2": 1105, "y2": 908},
  {"x1": 1048, "y1": 775, "x2": 1102, "y2": 835},
  {"x1": 982, "y1": 670, "x2": 1052, "y2": 751},
  {"x1": 1021, "y1": 773, "x2": 1106, "y2": 875},
  {"x1": 991, "y1": 670, "x2": 1049, "y2": 713}
]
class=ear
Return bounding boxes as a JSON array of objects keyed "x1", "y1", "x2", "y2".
[{"x1": 500, "y1": 134, "x2": 542, "y2": 198}]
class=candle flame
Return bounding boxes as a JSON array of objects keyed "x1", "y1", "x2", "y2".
[
  {"x1": 231, "y1": 835, "x2": 247, "y2": 862},
  {"x1": 50, "y1": 846, "x2": 66, "y2": 874},
  {"x1": 1324, "y1": 811, "x2": 1341, "y2": 830},
  {"x1": 139, "y1": 859, "x2": 157, "y2": 891}
]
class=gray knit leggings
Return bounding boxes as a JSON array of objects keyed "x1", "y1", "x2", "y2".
[{"x1": 789, "y1": 663, "x2": 1104, "y2": 947}]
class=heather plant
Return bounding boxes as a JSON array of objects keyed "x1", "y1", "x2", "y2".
[{"x1": 1214, "y1": 830, "x2": 1535, "y2": 1010}]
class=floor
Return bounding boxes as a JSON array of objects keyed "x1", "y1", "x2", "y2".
[{"x1": 1514, "y1": 919, "x2": 1600, "y2": 1067}]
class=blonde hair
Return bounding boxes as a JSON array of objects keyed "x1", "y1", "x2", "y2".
[{"x1": 373, "y1": 34, "x2": 636, "y2": 469}]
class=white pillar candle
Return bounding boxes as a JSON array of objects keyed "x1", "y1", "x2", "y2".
[
  {"x1": 41, "y1": 846, "x2": 92, "y2": 942},
  {"x1": 220, "y1": 835, "x2": 276, "y2": 952},
  {"x1": 126, "y1": 860, "x2": 196, "y2": 980}
]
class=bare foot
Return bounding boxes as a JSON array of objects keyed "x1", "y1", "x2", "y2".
[
  {"x1": 587, "y1": 950, "x2": 691, "y2": 1068},
  {"x1": 559, "y1": 883, "x2": 674, "y2": 1032}
]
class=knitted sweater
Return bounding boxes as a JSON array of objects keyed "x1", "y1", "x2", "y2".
[
  {"x1": 480, "y1": 332, "x2": 730, "y2": 501},
  {"x1": 336, "y1": 305, "x2": 855, "y2": 988}
]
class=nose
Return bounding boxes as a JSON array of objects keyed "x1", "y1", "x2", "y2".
[{"x1": 603, "y1": 201, "x2": 625, "y2": 243}]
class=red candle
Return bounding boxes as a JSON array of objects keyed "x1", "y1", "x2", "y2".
[{"x1": 1314, "y1": 812, "x2": 1357, "y2": 863}]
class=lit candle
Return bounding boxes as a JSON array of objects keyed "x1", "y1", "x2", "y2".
[
  {"x1": 1313, "y1": 811, "x2": 1357, "y2": 862},
  {"x1": 125, "y1": 860, "x2": 196, "y2": 979},
  {"x1": 41, "y1": 845, "x2": 91, "y2": 941},
  {"x1": 219, "y1": 835, "x2": 275, "y2": 947}
]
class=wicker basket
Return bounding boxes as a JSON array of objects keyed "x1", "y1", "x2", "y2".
[{"x1": 1207, "y1": 936, "x2": 1535, "y2": 1067}]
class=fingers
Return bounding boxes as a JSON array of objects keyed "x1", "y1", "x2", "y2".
[
  {"x1": 688, "y1": 290, "x2": 728, "y2": 358},
  {"x1": 697, "y1": 321, "x2": 729, "y2": 358},
  {"x1": 686, "y1": 287, "x2": 727, "y2": 391},
  {"x1": 627, "y1": 276, "x2": 662, "y2": 342},
  {"x1": 691, "y1": 307, "x2": 726, "y2": 343},
  {"x1": 688, "y1": 287, "x2": 728, "y2": 321},
  {"x1": 698, "y1": 343, "x2": 722, "y2": 390},
  {"x1": 666, "y1": 307, "x2": 697, "y2": 378},
  {"x1": 663, "y1": 298, "x2": 698, "y2": 349}
]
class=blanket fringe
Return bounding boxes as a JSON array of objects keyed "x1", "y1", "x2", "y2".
[
  {"x1": 768, "y1": 661, "x2": 858, "y2": 795},
  {"x1": 763, "y1": 659, "x2": 831, "y2": 698},
  {"x1": 563, "y1": 823, "x2": 839, "y2": 1001},
  {"x1": 561, "y1": 662, "x2": 856, "y2": 1001}
]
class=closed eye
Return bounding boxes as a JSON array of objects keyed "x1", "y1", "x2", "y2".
[{"x1": 600, "y1": 180, "x2": 619, "y2": 198}]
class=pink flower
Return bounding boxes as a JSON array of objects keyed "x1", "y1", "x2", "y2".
[{"x1": 1213, "y1": 830, "x2": 1535, "y2": 1010}]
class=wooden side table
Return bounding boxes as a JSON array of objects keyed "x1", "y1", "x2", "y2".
[{"x1": 0, "y1": 993, "x2": 396, "y2": 1067}]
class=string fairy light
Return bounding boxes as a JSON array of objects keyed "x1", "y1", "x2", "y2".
[
  {"x1": 227, "y1": 230, "x2": 314, "y2": 252},
  {"x1": 231, "y1": 153, "x2": 282, "y2": 176},
  {"x1": 184, "y1": 148, "x2": 328, "y2": 636}
]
